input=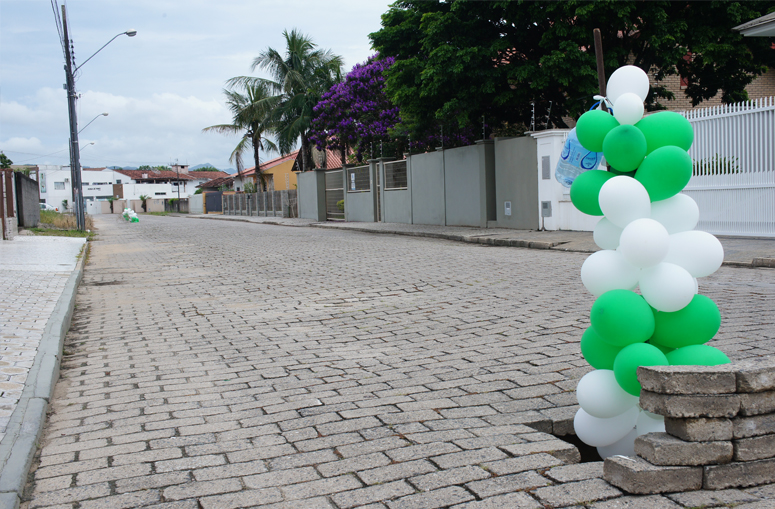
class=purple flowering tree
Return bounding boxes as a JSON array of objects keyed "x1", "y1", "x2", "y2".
[{"x1": 310, "y1": 55, "x2": 402, "y2": 162}]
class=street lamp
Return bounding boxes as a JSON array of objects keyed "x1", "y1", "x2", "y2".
[
  {"x1": 80, "y1": 142, "x2": 96, "y2": 153},
  {"x1": 78, "y1": 113, "x2": 108, "y2": 134},
  {"x1": 60, "y1": 4, "x2": 135, "y2": 230}
]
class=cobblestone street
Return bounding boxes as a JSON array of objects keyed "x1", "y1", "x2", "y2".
[{"x1": 21, "y1": 215, "x2": 775, "y2": 508}]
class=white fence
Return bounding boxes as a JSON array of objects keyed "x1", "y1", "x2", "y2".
[{"x1": 682, "y1": 97, "x2": 775, "y2": 237}]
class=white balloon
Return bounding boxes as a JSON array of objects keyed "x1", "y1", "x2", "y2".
[
  {"x1": 650, "y1": 194, "x2": 700, "y2": 234},
  {"x1": 599, "y1": 176, "x2": 651, "y2": 228},
  {"x1": 576, "y1": 370, "x2": 640, "y2": 418},
  {"x1": 636, "y1": 410, "x2": 666, "y2": 436},
  {"x1": 597, "y1": 428, "x2": 638, "y2": 459},
  {"x1": 613, "y1": 92, "x2": 644, "y2": 125},
  {"x1": 619, "y1": 218, "x2": 670, "y2": 269},
  {"x1": 574, "y1": 406, "x2": 639, "y2": 448},
  {"x1": 639, "y1": 262, "x2": 696, "y2": 312},
  {"x1": 594, "y1": 217, "x2": 623, "y2": 250},
  {"x1": 663, "y1": 231, "x2": 724, "y2": 278},
  {"x1": 581, "y1": 250, "x2": 640, "y2": 296},
  {"x1": 607, "y1": 65, "x2": 650, "y2": 104}
]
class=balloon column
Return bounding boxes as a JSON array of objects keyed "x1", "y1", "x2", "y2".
[{"x1": 570, "y1": 66, "x2": 730, "y2": 458}]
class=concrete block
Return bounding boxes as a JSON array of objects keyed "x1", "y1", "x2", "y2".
[
  {"x1": 703, "y1": 458, "x2": 775, "y2": 489},
  {"x1": 735, "y1": 358, "x2": 775, "y2": 393},
  {"x1": 640, "y1": 391, "x2": 740, "y2": 419},
  {"x1": 604, "y1": 455, "x2": 703, "y2": 494},
  {"x1": 733, "y1": 435, "x2": 775, "y2": 462},
  {"x1": 739, "y1": 392, "x2": 775, "y2": 416},
  {"x1": 634, "y1": 432, "x2": 732, "y2": 466},
  {"x1": 665, "y1": 417, "x2": 733, "y2": 442},
  {"x1": 638, "y1": 365, "x2": 737, "y2": 395},
  {"x1": 732, "y1": 413, "x2": 775, "y2": 439}
]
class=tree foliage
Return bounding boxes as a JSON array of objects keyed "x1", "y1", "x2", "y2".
[
  {"x1": 370, "y1": 1, "x2": 775, "y2": 131},
  {"x1": 309, "y1": 55, "x2": 402, "y2": 161},
  {"x1": 230, "y1": 29, "x2": 343, "y2": 171}
]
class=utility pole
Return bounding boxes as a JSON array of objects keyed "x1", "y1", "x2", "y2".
[
  {"x1": 62, "y1": 5, "x2": 86, "y2": 230},
  {"x1": 175, "y1": 159, "x2": 181, "y2": 212}
]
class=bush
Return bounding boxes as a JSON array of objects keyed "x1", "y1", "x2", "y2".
[
  {"x1": 39, "y1": 210, "x2": 94, "y2": 230},
  {"x1": 336, "y1": 199, "x2": 344, "y2": 211}
]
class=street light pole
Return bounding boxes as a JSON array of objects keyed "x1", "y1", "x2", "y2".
[
  {"x1": 62, "y1": 5, "x2": 85, "y2": 229},
  {"x1": 78, "y1": 112, "x2": 108, "y2": 135},
  {"x1": 59, "y1": 4, "x2": 135, "y2": 230}
]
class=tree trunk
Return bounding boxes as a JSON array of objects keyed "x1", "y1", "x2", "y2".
[
  {"x1": 301, "y1": 133, "x2": 310, "y2": 172},
  {"x1": 253, "y1": 132, "x2": 264, "y2": 192}
]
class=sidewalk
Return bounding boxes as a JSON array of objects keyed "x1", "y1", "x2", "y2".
[
  {"x1": 183, "y1": 214, "x2": 775, "y2": 268},
  {"x1": 0, "y1": 236, "x2": 86, "y2": 509}
]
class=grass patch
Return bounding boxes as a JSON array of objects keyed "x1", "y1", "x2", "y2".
[
  {"x1": 145, "y1": 211, "x2": 170, "y2": 216},
  {"x1": 28, "y1": 228, "x2": 95, "y2": 240},
  {"x1": 40, "y1": 210, "x2": 94, "y2": 230}
]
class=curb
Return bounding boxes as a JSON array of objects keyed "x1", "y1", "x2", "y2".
[
  {"x1": 183, "y1": 215, "x2": 772, "y2": 268},
  {"x1": 0, "y1": 243, "x2": 88, "y2": 509}
]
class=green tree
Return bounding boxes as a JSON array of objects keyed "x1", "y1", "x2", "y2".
[
  {"x1": 230, "y1": 29, "x2": 344, "y2": 171},
  {"x1": 0, "y1": 152, "x2": 12, "y2": 168},
  {"x1": 139, "y1": 194, "x2": 149, "y2": 212},
  {"x1": 203, "y1": 82, "x2": 278, "y2": 190},
  {"x1": 370, "y1": 1, "x2": 775, "y2": 132}
]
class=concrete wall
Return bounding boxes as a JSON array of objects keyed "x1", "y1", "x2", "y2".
[
  {"x1": 189, "y1": 194, "x2": 204, "y2": 214},
  {"x1": 533, "y1": 130, "x2": 599, "y2": 231},
  {"x1": 443, "y1": 141, "x2": 495, "y2": 228},
  {"x1": 15, "y1": 172, "x2": 40, "y2": 227},
  {"x1": 410, "y1": 150, "x2": 446, "y2": 225},
  {"x1": 297, "y1": 170, "x2": 326, "y2": 221},
  {"x1": 492, "y1": 136, "x2": 539, "y2": 229}
]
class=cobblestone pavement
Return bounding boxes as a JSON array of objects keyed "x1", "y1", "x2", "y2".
[
  {"x1": 22, "y1": 215, "x2": 775, "y2": 508},
  {"x1": 0, "y1": 237, "x2": 84, "y2": 444}
]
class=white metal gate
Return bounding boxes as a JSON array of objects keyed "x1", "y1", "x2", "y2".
[{"x1": 682, "y1": 97, "x2": 775, "y2": 237}]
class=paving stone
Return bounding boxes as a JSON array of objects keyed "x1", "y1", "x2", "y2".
[
  {"x1": 666, "y1": 488, "x2": 762, "y2": 508},
  {"x1": 358, "y1": 459, "x2": 437, "y2": 485},
  {"x1": 409, "y1": 465, "x2": 490, "y2": 492},
  {"x1": 449, "y1": 492, "x2": 542, "y2": 509},
  {"x1": 77, "y1": 490, "x2": 162, "y2": 509},
  {"x1": 545, "y1": 461, "x2": 604, "y2": 482},
  {"x1": 664, "y1": 416, "x2": 733, "y2": 442},
  {"x1": 243, "y1": 466, "x2": 320, "y2": 489},
  {"x1": 481, "y1": 453, "x2": 564, "y2": 476},
  {"x1": 638, "y1": 365, "x2": 738, "y2": 395},
  {"x1": 604, "y1": 456, "x2": 703, "y2": 494},
  {"x1": 587, "y1": 494, "x2": 681, "y2": 508},
  {"x1": 387, "y1": 486, "x2": 475, "y2": 509},
  {"x1": 533, "y1": 478, "x2": 622, "y2": 507},
  {"x1": 733, "y1": 413, "x2": 775, "y2": 439},
  {"x1": 734, "y1": 434, "x2": 775, "y2": 462},
  {"x1": 634, "y1": 432, "x2": 733, "y2": 466},
  {"x1": 640, "y1": 390, "x2": 741, "y2": 419},
  {"x1": 331, "y1": 480, "x2": 415, "y2": 509},
  {"x1": 703, "y1": 458, "x2": 775, "y2": 489},
  {"x1": 500, "y1": 439, "x2": 581, "y2": 464},
  {"x1": 430, "y1": 447, "x2": 508, "y2": 469},
  {"x1": 280, "y1": 474, "x2": 362, "y2": 500},
  {"x1": 736, "y1": 358, "x2": 775, "y2": 393},
  {"x1": 466, "y1": 471, "x2": 550, "y2": 498},
  {"x1": 739, "y1": 392, "x2": 775, "y2": 416},
  {"x1": 199, "y1": 488, "x2": 284, "y2": 508}
]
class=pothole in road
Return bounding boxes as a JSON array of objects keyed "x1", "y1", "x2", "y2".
[{"x1": 554, "y1": 433, "x2": 602, "y2": 463}]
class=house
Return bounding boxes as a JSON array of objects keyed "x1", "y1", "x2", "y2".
[
  {"x1": 234, "y1": 151, "x2": 303, "y2": 192},
  {"x1": 196, "y1": 176, "x2": 234, "y2": 192}
]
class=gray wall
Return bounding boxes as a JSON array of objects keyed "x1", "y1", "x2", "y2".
[
  {"x1": 15, "y1": 172, "x2": 40, "y2": 227},
  {"x1": 410, "y1": 150, "x2": 446, "y2": 225},
  {"x1": 344, "y1": 164, "x2": 377, "y2": 222},
  {"x1": 493, "y1": 136, "x2": 539, "y2": 229},
  {"x1": 189, "y1": 194, "x2": 203, "y2": 214},
  {"x1": 383, "y1": 189, "x2": 411, "y2": 224},
  {"x1": 297, "y1": 170, "x2": 326, "y2": 221},
  {"x1": 443, "y1": 141, "x2": 495, "y2": 228}
]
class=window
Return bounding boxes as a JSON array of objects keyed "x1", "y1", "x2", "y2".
[
  {"x1": 54, "y1": 182, "x2": 65, "y2": 190},
  {"x1": 384, "y1": 161, "x2": 408, "y2": 190},
  {"x1": 116, "y1": 179, "x2": 122, "y2": 184}
]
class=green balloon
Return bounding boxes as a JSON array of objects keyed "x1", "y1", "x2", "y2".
[
  {"x1": 576, "y1": 110, "x2": 620, "y2": 152},
  {"x1": 602, "y1": 125, "x2": 648, "y2": 172},
  {"x1": 648, "y1": 341, "x2": 675, "y2": 356},
  {"x1": 614, "y1": 343, "x2": 669, "y2": 396},
  {"x1": 635, "y1": 111, "x2": 694, "y2": 154},
  {"x1": 580, "y1": 326, "x2": 623, "y2": 370},
  {"x1": 570, "y1": 170, "x2": 614, "y2": 216},
  {"x1": 650, "y1": 295, "x2": 721, "y2": 349},
  {"x1": 666, "y1": 345, "x2": 731, "y2": 366},
  {"x1": 590, "y1": 290, "x2": 655, "y2": 347},
  {"x1": 635, "y1": 146, "x2": 693, "y2": 201}
]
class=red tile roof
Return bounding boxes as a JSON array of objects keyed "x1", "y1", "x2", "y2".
[
  {"x1": 197, "y1": 176, "x2": 233, "y2": 189},
  {"x1": 188, "y1": 170, "x2": 231, "y2": 180},
  {"x1": 114, "y1": 169, "x2": 195, "y2": 181}
]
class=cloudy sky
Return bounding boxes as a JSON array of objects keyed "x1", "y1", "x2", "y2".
[{"x1": 0, "y1": 0, "x2": 393, "y2": 171}]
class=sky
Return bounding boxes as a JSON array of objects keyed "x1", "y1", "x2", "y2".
[{"x1": 0, "y1": 0, "x2": 393, "y2": 171}]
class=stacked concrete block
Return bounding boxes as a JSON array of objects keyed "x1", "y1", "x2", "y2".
[{"x1": 604, "y1": 359, "x2": 775, "y2": 494}]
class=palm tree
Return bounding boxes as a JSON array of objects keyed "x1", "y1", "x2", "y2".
[
  {"x1": 229, "y1": 29, "x2": 343, "y2": 172},
  {"x1": 203, "y1": 81, "x2": 278, "y2": 191}
]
